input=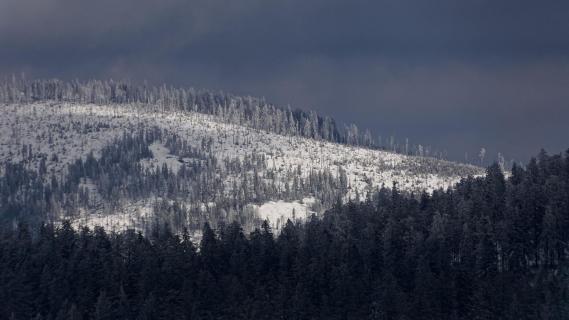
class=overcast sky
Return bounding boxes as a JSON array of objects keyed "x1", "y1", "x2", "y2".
[{"x1": 1, "y1": 0, "x2": 568, "y2": 163}]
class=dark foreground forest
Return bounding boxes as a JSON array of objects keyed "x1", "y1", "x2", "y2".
[{"x1": 1, "y1": 150, "x2": 569, "y2": 320}]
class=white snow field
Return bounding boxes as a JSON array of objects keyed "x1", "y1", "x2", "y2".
[
  {"x1": 247, "y1": 197, "x2": 317, "y2": 231},
  {"x1": 0, "y1": 102, "x2": 484, "y2": 231}
]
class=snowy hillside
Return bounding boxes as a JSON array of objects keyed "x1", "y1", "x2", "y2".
[{"x1": 0, "y1": 101, "x2": 484, "y2": 233}]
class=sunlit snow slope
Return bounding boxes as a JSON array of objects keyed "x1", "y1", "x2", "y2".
[{"x1": 0, "y1": 102, "x2": 484, "y2": 232}]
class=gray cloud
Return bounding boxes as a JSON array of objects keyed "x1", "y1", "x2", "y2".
[{"x1": 1, "y1": 0, "x2": 568, "y2": 162}]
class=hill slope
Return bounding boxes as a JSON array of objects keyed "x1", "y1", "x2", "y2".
[{"x1": 0, "y1": 100, "x2": 483, "y2": 234}]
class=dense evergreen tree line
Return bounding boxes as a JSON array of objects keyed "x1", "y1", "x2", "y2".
[
  {"x1": 1, "y1": 149, "x2": 568, "y2": 319},
  {"x1": 0, "y1": 76, "x2": 450, "y2": 158}
]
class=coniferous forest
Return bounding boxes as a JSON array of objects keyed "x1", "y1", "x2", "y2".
[
  {"x1": 3, "y1": 1, "x2": 568, "y2": 319},
  {"x1": 0, "y1": 77, "x2": 453, "y2": 158},
  {"x1": 1, "y1": 150, "x2": 568, "y2": 320}
]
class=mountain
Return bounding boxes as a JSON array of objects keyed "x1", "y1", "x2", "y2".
[{"x1": 0, "y1": 78, "x2": 483, "y2": 235}]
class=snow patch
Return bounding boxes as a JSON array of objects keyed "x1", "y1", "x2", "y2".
[
  {"x1": 251, "y1": 197, "x2": 316, "y2": 231},
  {"x1": 141, "y1": 142, "x2": 182, "y2": 173}
]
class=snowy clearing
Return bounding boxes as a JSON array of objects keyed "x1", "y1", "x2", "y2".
[{"x1": 0, "y1": 102, "x2": 484, "y2": 232}]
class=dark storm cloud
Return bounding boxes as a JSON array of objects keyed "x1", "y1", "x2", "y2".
[{"x1": 1, "y1": 0, "x2": 568, "y2": 162}]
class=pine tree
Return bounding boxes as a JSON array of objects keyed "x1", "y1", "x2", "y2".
[
  {"x1": 94, "y1": 291, "x2": 113, "y2": 320},
  {"x1": 137, "y1": 293, "x2": 158, "y2": 320}
]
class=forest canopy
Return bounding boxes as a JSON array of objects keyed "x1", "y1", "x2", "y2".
[{"x1": 1, "y1": 149, "x2": 568, "y2": 319}]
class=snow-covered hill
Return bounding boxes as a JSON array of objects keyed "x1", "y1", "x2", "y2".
[{"x1": 0, "y1": 102, "x2": 484, "y2": 233}]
